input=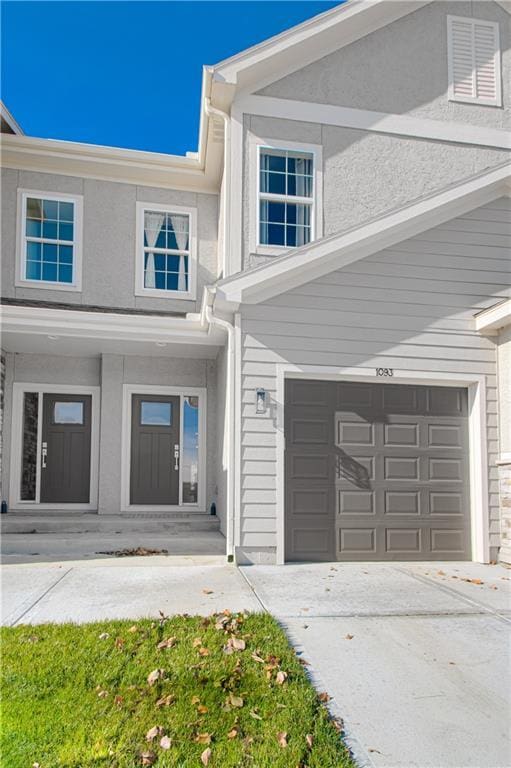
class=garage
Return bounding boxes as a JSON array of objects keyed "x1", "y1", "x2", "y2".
[{"x1": 285, "y1": 379, "x2": 471, "y2": 562}]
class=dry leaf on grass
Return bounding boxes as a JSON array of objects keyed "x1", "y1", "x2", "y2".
[
  {"x1": 275, "y1": 670, "x2": 288, "y2": 684},
  {"x1": 197, "y1": 704, "x2": 209, "y2": 714},
  {"x1": 251, "y1": 652, "x2": 264, "y2": 663},
  {"x1": 195, "y1": 733, "x2": 212, "y2": 745},
  {"x1": 249, "y1": 710, "x2": 262, "y2": 720},
  {"x1": 157, "y1": 637, "x2": 177, "y2": 650},
  {"x1": 98, "y1": 632, "x2": 109, "y2": 640},
  {"x1": 199, "y1": 647, "x2": 210, "y2": 657},
  {"x1": 227, "y1": 727, "x2": 239, "y2": 739},
  {"x1": 146, "y1": 725, "x2": 164, "y2": 741},
  {"x1": 140, "y1": 751, "x2": 156, "y2": 766},
  {"x1": 160, "y1": 736, "x2": 172, "y2": 750},
  {"x1": 114, "y1": 695, "x2": 124, "y2": 707},
  {"x1": 193, "y1": 638, "x2": 202, "y2": 648},
  {"x1": 229, "y1": 694, "x2": 244, "y2": 708},
  {"x1": 156, "y1": 694, "x2": 175, "y2": 708},
  {"x1": 128, "y1": 625, "x2": 138, "y2": 633},
  {"x1": 147, "y1": 669, "x2": 165, "y2": 686},
  {"x1": 277, "y1": 731, "x2": 288, "y2": 748},
  {"x1": 201, "y1": 747, "x2": 212, "y2": 766},
  {"x1": 97, "y1": 689, "x2": 108, "y2": 699},
  {"x1": 306, "y1": 734, "x2": 313, "y2": 749},
  {"x1": 318, "y1": 692, "x2": 330, "y2": 703}
]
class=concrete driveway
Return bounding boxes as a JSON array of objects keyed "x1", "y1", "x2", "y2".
[{"x1": 241, "y1": 562, "x2": 511, "y2": 768}]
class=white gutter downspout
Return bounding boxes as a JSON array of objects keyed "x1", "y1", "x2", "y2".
[
  {"x1": 205, "y1": 289, "x2": 236, "y2": 561},
  {"x1": 204, "y1": 98, "x2": 230, "y2": 277}
]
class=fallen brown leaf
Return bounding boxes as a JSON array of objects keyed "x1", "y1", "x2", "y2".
[
  {"x1": 140, "y1": 751, "x2": 156, "y2": 766},
  {"x1": 98, "y1": 632, "x2": 109, "y2": 640},
  {"x1": 275, "y1": 670, "x2": 288, "y2": 685},
  {"x1": 199, "y1": 647, "x2": 210, "y2": 657},
  {"x1": 156, "y1": 694, "x2": 175, "y2": 708},
  {"x1": 306, "y1": 733, "x2": 313, "y2": 749},
  {"x1": 251, "y1": 652, "x2": 265, "y2": 663},
  {"x1": 160, "y1": 735, "x2": 172, "y2": 750},
  {"x1": 201, "y1": 747, "x2": 212, "y2": 766},
  {"x1": 115, "y1": 637, "x2": 124, "y2": 649},
  {"x1": 128, "y1": 625, "x2": 138, "y2": 633},
  {"x1": 231, "y1": 636, "x2": 246, "y2": 651},
  {"x1": 227, "y1": 727, "x2": 239, "y2": 739},
  {"x1": 318, "y1": 692, "x2": 330, "y2": 703},
  {"x1": 146, "y1": 725, "x2": 164, "y2": 741},
  {"x1": 157, "y1": 636, "x2": 177, "y2": 650},
  {"x1": 114, "y1": 695, "x2": 124, "y2": 707},
  {"x1": 229, "y1": 694, "x2": 244, "y2": 708},
  {"x1": 249, "y1": 710, "x2": 262, "y2": 720},
  {"x1": 147, "y1": 669, "x2": 165, "y2": 686},
  {"x1": 195, "y1": 733, "x2": 212, "y2": 745},
  {"x1": 97, "y1": 689, "x2": 108, "y2": 699},
  {"x1": 277, "y1": 731, "x2": 288, "y2": 748},
  {"x1": 193, "y1": 638, "x2": 202, "y2": 648}
]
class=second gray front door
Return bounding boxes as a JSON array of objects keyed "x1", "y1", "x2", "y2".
[{"x1": 130, "y1": 395, "x2": 181, "y2": 505}]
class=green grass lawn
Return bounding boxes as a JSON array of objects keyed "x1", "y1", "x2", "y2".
[{"x1": 1, "y1": 612, "x2": 353, "y2": 768}]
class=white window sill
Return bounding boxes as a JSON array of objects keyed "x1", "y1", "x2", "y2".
[
  {"x1": 15, "y1": 278, "x2": 81, "y2": 292},
  {"x1": 254, "y1": 244, "x2": 291, "y2": 257},
  {"x1": 448, "y1": 96, "x2": 502, "y2": 108},
  {"x1": 134, "y1": 287, "x2": 196, "y2": 301}
]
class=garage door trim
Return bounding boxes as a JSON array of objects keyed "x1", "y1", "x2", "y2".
[{"x1": 275, "y1": 365, "x2": 489, "y2": 564}]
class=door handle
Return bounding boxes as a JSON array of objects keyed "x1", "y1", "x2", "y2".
[
  {"x1": 174, "y1": 444, "x2": 179, "y2": 471},
  {"x1": 41, "y1": 442, "x2": 48, "y2": 469}
]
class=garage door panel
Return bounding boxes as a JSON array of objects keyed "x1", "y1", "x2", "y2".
[{"x1": 285, "y1": 380, "x2": 470, "y2": 562}]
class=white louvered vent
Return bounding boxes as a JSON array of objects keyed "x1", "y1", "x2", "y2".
[{"x1": 447, "y1": 16, "x2": 501, "y2": 106}]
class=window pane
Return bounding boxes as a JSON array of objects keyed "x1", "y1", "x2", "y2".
[
  {"x1": 43, "y1": 200, "x2": 59, "y2": 220},
  {"x1": 58, "y1": 201, "x2": 74, "y2": 222},
  {"x1": 261, "y1": 170, "x2": 286, "y2": 195},
  {"x1": 42, "y1": 262, "x2": 58, "y2": 281},
  {"x1": 182, "y1": 396, "x2": 199, "y2": 503},
  {"x1": 58, "y1": 222, "x2": 74, "y2": 241},
  {"x1": 20, "y1": 393, "x2": 38, "y2": 501},
  {"x1": 26, "y1": 219, "x2": 41, "y2": 237},
  {"x1": 27, "y1": 198, "x2": 42, "y2": 219},
  {"x1": 54, "y1": 402, "x2": 83, "y2": 424},
  {"x1": 42, "y1": 243, "x2": 58, "y2": 263},
  {"x1": 261, "y1": 152, "x2": 286, "y2": 172},
  {"x1": 42, "y1": 221, "x2": 58, "y2": 240},
  {"x1": 26, "y1": 261, "x2": 42, "y2": 280},
  {"x1": 58, "y1": 245, "x2": 73, "y2": 265},
  {"x1": 58, "y1": 264, "x2": 73, "y2": 283},
  {"x1": 140, "y1": 401, "x2": 172, "y2": 426}
]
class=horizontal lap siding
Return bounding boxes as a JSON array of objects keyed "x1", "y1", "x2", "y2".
[{"x1": 239, "y1": 200, "x2": 511, "y2": 552}]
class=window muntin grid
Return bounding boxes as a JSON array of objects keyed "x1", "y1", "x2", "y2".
[
  {"x1": 143, "y1": 211, "x2": 190, "y2": 292},
  {"x1": 24, "y1": 197, "x2": 75, "y2": 284},
  {"x1": 259, "y1": 148, "x2": 314, "y2": 247}
]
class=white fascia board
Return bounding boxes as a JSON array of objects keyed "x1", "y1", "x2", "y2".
[
  {"x1": 474, "y1": 299, "x2": 511, "y2": 332},
  {"x1": 212, "y1": 0, "x2": 430, "y2": 90},
  {"x1": 0, "y1": 305, "x2": 224, "y2": 346},
  {"x1": 218, "y1": 163, "x2": 511, "y2": 305},
  {"x1": 238, "y1": 95, "x2": 511, "y2": 150}
]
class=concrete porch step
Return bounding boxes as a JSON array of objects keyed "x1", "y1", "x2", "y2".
[{"x1": 1, "y1": 513, "x2": 221, "y2": 535}]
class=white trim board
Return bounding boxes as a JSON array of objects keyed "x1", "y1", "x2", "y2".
[
  {"x1": 9, "y1": 382, "x2": 100, "y2": 512},
  {"x1": 236, "y1": 95, "x2": 511, "y2": 150},
  {"x1": 120, "y1": 384, "x2": 207, "y2": 514},
  {"x1": 475, "y1": 299, "x2": 511, "y2": 332},
  {"x1": 274, "y1": 365, "x2": 490, "y2": 565}
]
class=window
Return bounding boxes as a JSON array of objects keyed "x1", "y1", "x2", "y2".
[
  {"x1": 182, "y1": 396, "x2": 199, "y2": 504},
  {"x1": 135, "y1": 203, "x2": 197, "y2": 299},
  {"x1": 140, "y1": 401, "x2": 172, "y2": 426},
  {"x1": 53, "y1": 402, "x2": 84, "y2": 424},
  {"x1": 258, "y1": 148, "x2": 314, "y2": 248},
  {"x1": 447, "y1": 16, "x2": 501, "y2": 106},
  {"x1": 17, "y1": 190, "x2": 83, "y2": 290}
]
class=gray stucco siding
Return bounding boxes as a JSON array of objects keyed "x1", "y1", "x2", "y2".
[
  {"x1": 0, "y1": 169, "x2": 219, "y2": 313},
  {"x1": 258, "y1": 1, "x2": 511, "y2": 131},
  {"x1": 238, "y1": 199, "x2": 510, "y2": 562},
  {"x1": 242, "y1": 114, "x2": 510, "y2": 270}
]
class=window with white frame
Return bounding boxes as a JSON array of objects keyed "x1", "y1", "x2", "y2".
[
  {"x1": 447, "y1": 16, "x2": 502, "y2": 106},
  {"x1": 17, "y1": 191, "x2": 82, "y2": 288},
  {"x1": 136, "y1": 204, "x2": 196, "y2": 298},
  {"x1": 258, "y1": 148, "x2": 314, "y2": 248}
]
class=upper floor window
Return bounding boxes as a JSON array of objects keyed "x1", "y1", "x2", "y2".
[
  {"x1": 16, "y1": 190, "x2": 83, "y2": 291},
  {"x1": 258, "y1": 147, "x2": 315, "y2": 248},
  {"x1": 447, "y1": 16, "x2": 502, "y2": 106},
  {"x1": 135, "y1": 203, "x2": 197, "y2": 300}
]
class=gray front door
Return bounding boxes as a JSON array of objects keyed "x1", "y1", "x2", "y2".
[
  {"x1": 40, "y1": 394, "x2": 92, "y2": 503},
  {"x1": 285, "y1": 380, "x2": 471, "y2": 562},
  {"x1": 130, "y1": 395, "x2": 181, "y2": 505}
]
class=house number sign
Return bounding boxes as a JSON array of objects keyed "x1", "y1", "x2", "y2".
[{"x1": 375, "y1": 367, "x2": 394, "y2": 377}]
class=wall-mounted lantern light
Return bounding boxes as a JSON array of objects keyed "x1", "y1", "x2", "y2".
[{"x1": 255, "y1": 388, "x2": 267, "y2": 414}]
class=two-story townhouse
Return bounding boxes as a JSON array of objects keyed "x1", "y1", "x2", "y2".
[{"x1": 1, "y1": 0, "x2": 510, "y2": 566}]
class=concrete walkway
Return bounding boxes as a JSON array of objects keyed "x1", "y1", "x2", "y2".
[
  {"x1": 241, "y1": 562, "x2": 511, "y2": 768},
  {"x1": 2, "y1": 558, "x2": 509, "y2": 767}
]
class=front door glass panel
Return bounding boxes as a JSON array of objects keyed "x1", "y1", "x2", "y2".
[
  {"x1": 182, "y1": 396, "x2": 199, "y2": 504},
  {"x1": 53, "y1": 401, "x2": 84, "y2": 424},
  {"x1": 20, "y1": 392, "x2": 39, "y2": 501},
  {"x1": 140, "y1": 401, "x2": 172, "y2": 426}
]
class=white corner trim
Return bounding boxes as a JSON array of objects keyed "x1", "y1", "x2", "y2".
[
  {"x1": 15, "y1": 189, "x2": 84, "y2": 293},
  {"x1": 120, "y1": 384, "x2": 207, "y2": 513},
  {"x1": 248, "y1": 132, "x2": 323, "y2": 258},
  {"x1": 9, "y1": 382, "x2": 100, "y2": 511},
  {"x1": 218, "y1": 162, "x2": 511, "y2": 305},
  {"x1": 236, "y1": 95, "x2": 511, "y2": 150},
  {"x1": 135, "y1": 202, "x2": 198, "y2": 301},
  {"x1": 275, "y1": 365, "x2": 490, "y2": 565},
  {"x1": 474, "y1": 299, "x2": 511, "y2": 332}
]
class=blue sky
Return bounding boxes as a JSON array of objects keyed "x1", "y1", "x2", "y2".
[{"x1": 1, "y1": 1, "x2": 338, "y2": 155}]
